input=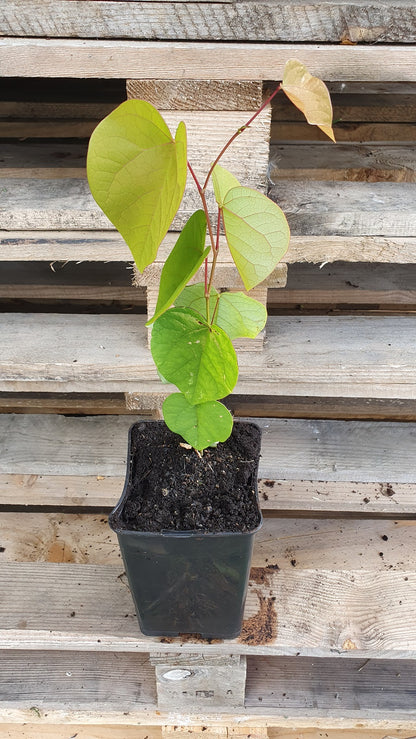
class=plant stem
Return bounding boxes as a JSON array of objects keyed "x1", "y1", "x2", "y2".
[
  {"x1": 203, "y1": 84, "x2": 282, "y2": 190},
  {"x1": 187, "y1": 161, "x2": 216, "y2": 253}
]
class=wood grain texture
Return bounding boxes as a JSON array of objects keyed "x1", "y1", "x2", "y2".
[
  {"x1": 1, "y1": 561, "x2": 416, "y2": 659},
  {"x1": 0, "y1": 415, "x2": 415, "y2": 510},
  {"x1": 2, "y1": 516, "x2": 416, "y2": 573},
  {"x1": 2, "y1": 2, "x2": 416, "y2": 42},
  {"x1": 127, "y1": 80, "x2": 263, "y2": 110},
  {"x1": 1, "y1": 313, "x2": 415, "y2": 398},
  {"x1": 271, "y1": 181, "x2": 416, "y2": 237},
  {"x1": 272, "y1": 92, "x2": 416, "y2": 123},
  {"x1": 271, "y1": 121, "x2": 416, "y2": 143},
  {"x1": 270, "y1": 144, "x2": 416, "y2": 182},
  {"x1": 1, "y1": 40, "x2": 416, "y2": 81},
  {"x1": 2, "y1": 231, "x2": 416, "y2": 264}
]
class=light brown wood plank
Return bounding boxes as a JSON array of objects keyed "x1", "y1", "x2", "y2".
[
  {"x1": 270, "y1": 144, "x2": 416, "y2": 183},
  {"x1": 1, "y1": 561, "x2": 416, "y2": 658},
  {"x1": 127, "y1": 80, "x2": 263, "y2": 110},
  {"x1": 0, "y1": 728, "x2": 161, "y2": 739},
  {"x1": 272, "y1": 92, "x2": 416, "y2": 123},
  {"x1": 1, "y1": 40, "x2": 416, "y2": 82},
  {"x1": 2, "y1": 2, "x2": 416, "y2": 43},
  {"x1": 2, "y1": 516, "x2": 415, "y2": 573},
  {"x1": 271, "y1": 122, "x2": 416, "y2": 143},
  {"x1": 3, "y1": 231, "x2": 416, "y2": 264}
]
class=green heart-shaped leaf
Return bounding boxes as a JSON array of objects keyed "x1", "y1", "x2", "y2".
[
  {"x1": 212, "y1": 164, "x2": 241, "y2": 207},
  {"x1": 221, "y1": 186, "x2": 290, "y2": 290},
  {"x1": 176, "y1": 285, "x2": 266, "y2": 340},
  {"x1": 163, "y1": 393, "x2": 233, "y2": 450},
  {"x1": 87, "y1": 99, "x2": 187, "y2": 271},
  {"x1": 215, "y1": 292, "x2": 267, "y2": 339},
  {"x1": 147, "y1": 210, "x2": 209, "y2": 325},
  {"x1": 282, "y1": 59, "x2": 335, "y2": 142},
  {"x1": 151, "y1": 307, "x2": 238, "y2": 404}
]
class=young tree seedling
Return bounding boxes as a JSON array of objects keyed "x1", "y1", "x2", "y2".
[{"x1": 87, "y1": 60, "x2": 334, "y2": 450}]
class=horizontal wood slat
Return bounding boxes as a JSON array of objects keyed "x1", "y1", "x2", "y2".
[
  {"x1": 0, "y1": 415, "x2": 414, "y2": 512},
  {"x1": 2, "y1": 2, "x2": 416, "y2": 43},
  {"x1": 0, "y1": 313, "x2": 415, "y2": 397},
  {"x1": 1, "y1": 41, "x2": 416, "y2": 81},
  {"x1": 1, "y1": 561, "x2": 416, "y2": 659}
]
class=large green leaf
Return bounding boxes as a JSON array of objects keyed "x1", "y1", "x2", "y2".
[
  {"x1": 176, "y1": 284, "x2": 266, "y2": 340},
  {"x1": 220, "y1": 186, "x2": 290, "y2": 290},
  {"x1": 87, "y1": 99, "x2": 187, "y2": 271},
  {"x1": 147, "y1": 210, "x2": 209, "y2": 325},
  {"x1": 282, "y1": 59, "x2": 335, "y2": 142},
  {"x1": 151, "y1": 307, "x2": 238, "y2": 404},
  {"x1": 163, "y1": 393, "x2": 233, "y2": 450}
]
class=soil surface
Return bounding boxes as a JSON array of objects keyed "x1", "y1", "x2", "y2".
[{"x1": 113, "y1": 420, "x2": 262, "y2": 533}]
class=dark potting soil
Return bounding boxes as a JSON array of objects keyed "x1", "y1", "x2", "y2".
[{"x1": 114, "y1": 420, "x2": 262, "y2": 533}]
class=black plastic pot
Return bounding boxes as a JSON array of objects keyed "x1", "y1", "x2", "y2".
[{"x1": 109, "y1": 421, "x2": 262, "y2": 639}]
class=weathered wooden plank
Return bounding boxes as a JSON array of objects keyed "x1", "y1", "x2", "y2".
[
  {"x1": 7, "y1": 178, "x2": 416, "y2": 235},
  {"x1": 246, "y1": 656, "x2": 416, "y2": 720},
  {"x1": 1, "y1": 416, "x2": 415, "y2": 516},
  {"x1": 1, "y1": 561, "x2": 416, "y2": 658},
  {"x1": 271, "y1": 122, "x2": 416, "y2": 143},
  {"x1": 127, "y1": 80, "x2": 263, "y2": 110},
  {"x1": 270, "y1": 144, "x2": 416, "y2": 182},
  {"x1": 272, "y1": 92, "x2": 416, "y2": 123},
  {"x1": 1, "y1": 313, "x2": 415, "y2": 397},
  {"x1": 271, "y1": 181, "x2": 416, "y2": 237},
  {"x1": 0, "y1": 728, "x2": 161, "y2": 739},
  {"x1": 3, "y1": 231, "x2": 416, "y2": 264},
  {"x1": 3, "y1": 656, "x2": 416, "y2": 730},
  {"x1": 2, "y1": 516, "x2": 416, "y2": 574},
  {"x1": 0, "y1": 649, "x2": 156, "y2": 704},
  {"x1": 2, "y1": 2, "x2": 416, "y2": 43},
  {"x1": 1, "y1": 40, "x2": 416, "y2": 81}
]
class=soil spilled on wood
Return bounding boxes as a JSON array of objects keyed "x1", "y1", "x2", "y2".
[
  {"x1": 113, "y1": 421, "x2": 262, "y2": 533},
  {"x1": 239, "y1": 589, "x2": 277, "y2": 645}
]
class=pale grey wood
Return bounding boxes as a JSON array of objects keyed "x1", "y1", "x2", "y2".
[
  {"x1": 0, "y1": 313, "x2": 415, "y2": 398},
  {"x1": 2, "y1": 231, "x2": 416, "y2": 264},
  {"x1": 0, "y1": 414, "x2": 415, "y2": 484},
  {"x1": 0, "y1": 649, "x2": 156, "y2": 704},
  {"x1": 245, "y1": 656, "x2": 416, "y2": 715},
  {"x1": 152, "y1": 654, "x2": 246, "y2": 711},
  {"x1": 1, "y1": 40, "x2": 416, "y2": 82},
  {"x1": 1, "y1": 562, "x2": 416, "y2": 659},
  {"x1": 4, "y1": 655, "x2": 416, "y2": 730},
  {"x1": 270, "y1": 181, "x2": 416, "y2": 237},
  {"x1": 3, "y1": 2, "x2": 416, "y2": 43}
]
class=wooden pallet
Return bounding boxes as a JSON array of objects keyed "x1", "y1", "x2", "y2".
[{"x1": 2, "y1": 2, "x2": 416, "y2": 734}]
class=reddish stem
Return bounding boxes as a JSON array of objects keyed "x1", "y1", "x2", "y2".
[{"x1": 203, "y1": 83, "x2": 282, "y2": 190}]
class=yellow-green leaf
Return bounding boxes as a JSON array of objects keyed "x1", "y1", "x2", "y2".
[
  {"x1": 221, "y1": 186, "x2": 290, "y2": 290},
  {"x1": 87, "y1": 99, "x2": 187, "y2": 271},
  {"x1": 212, "y1": 164, "x2": 241, "y2": 208},
  {"x1": 282, "y1": 59, "x2": 335, "y2": 142}
]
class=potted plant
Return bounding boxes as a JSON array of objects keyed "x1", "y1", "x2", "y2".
[{"x1": 86, "y1": 60, "x2": 334, "y2": 639}]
